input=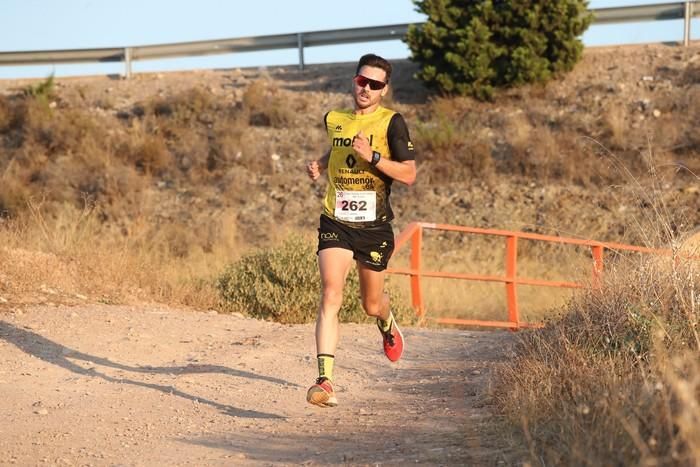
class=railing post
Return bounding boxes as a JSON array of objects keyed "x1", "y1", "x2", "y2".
[
  {"x1": 683, "y1": 1, "x2": 692, "y2": 47},
  {"x1": 297, "y1": 33, "x2": 305, "y2": 71},
  {"x1": 591, "y1": 245, "x2": 604, "y2": 288},
  {"x1": 123, "y1": 47, "x2": 132, "y2": 80},
  {"x1": 505, "y1": 236, "x2": 520, "y2": 329},
  {"x1": 410, "y1": 225, "x2": 424, "y2": 318}
]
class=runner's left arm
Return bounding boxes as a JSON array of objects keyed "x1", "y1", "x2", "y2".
[{"x1": 351, "y1": 114, "x2": 416, "y2": 185}]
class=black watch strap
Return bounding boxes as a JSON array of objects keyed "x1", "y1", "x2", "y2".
[{"x1": 370, "y1": 151, "x2": 381, "y2": 166}]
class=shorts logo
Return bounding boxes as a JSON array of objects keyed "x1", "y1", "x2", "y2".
[
  {"x1": 369, "y1": 251, "x2": 383, "y2": 264},
  {"x1": 320, "y1": 232, "x2": 339, "y2": 241},
  {"x1": 380, "y1": 241, "x2": 388, "y2": 249}
]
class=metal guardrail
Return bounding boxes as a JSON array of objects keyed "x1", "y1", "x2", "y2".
[{"x1": 0, "y1": 2, "x2": 697, "y2": 78}]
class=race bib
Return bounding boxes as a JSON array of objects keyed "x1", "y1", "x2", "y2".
[{"x1": 334, "y1": 191, "x2": 376, "y2": 222}]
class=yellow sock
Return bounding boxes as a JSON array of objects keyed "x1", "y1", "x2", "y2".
[
  {"x1": 317, "y1": 354, "x2": 334, "y2": 381},
  {"x1": 378, "y1": 311, "x2": 394, "y2": 332}
]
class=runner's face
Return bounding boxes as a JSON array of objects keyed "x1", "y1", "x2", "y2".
[{"x1": 353, "y1": 66, "x2": 388, "y2": 111}]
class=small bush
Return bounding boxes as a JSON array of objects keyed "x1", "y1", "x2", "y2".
[
  {"x1": 23, "y1": 75, "x2": 56, "y2": 104},
  {"x1": 217, "y1": 235, "x2": 411, "y2": 324},
  {"x1": 414, "y1": 97, "x2": 495, "y2": 182},
  {"x1": 129, "y1": 134, "x2": 172, "y2": 175},
  {"x1": 0, "y1": 96, "x2": 12, "y2": 130},
  {"x1": 242, "y1": 80, "x2": 295, "y2": 128}
]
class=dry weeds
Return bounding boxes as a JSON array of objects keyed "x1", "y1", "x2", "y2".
[{"x1": 494, "y1": 254, "x2": 699, "y2": 465}]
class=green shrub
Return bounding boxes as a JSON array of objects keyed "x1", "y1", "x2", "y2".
[
  {"x1": 23, "y1": 74, "x2": 56, "y2": 105},
  {"x1": 217, "y1": 234, "x2": 412, "y2": 324},
  {"x1": 405, "y1": 0, "x2": 593, "y2": 100}
]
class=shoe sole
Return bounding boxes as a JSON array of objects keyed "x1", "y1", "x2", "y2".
[
  {"x1": 306, "y1": 387, "x2": 338, "y2": 408},
  {"x1": 385, "y1": 323, "x2": 405, "y2": 362}
]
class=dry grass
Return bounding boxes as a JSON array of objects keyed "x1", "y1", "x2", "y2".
[
  {"x1": 602, "y1": 99, "x2": 629, "y2": 150},
  {"x1": 0, "y1": 200, "x2": 238, "y2": 310},
  {"x1": 494, "y1": 254, "x2": 699, "y2": 465}
]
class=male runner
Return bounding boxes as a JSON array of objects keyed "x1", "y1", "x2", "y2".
[{"x1": 305, "y1": 54, "x2": 416, "y2": 408}]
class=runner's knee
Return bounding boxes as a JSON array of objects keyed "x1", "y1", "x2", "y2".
[
  {"x1": 361, "y1": 296, "x2": 384, "y2": 318},
  {"x1": 320, "y1": 288, "x2": 343, "y2": 312}
]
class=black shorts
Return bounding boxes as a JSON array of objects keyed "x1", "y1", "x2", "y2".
[{"x1": 317, "y1": 215, "x2": 395, "y2": 272}]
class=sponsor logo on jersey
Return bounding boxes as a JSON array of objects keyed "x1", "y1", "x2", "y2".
[
  {"x1": 332, "y1": 135, "x2": 374, "y2": 147},
  {"x1": 346, "y1": 155, "x2": 356, "y2": 168},
  {"x1": 335, "y1": 125, "x2": 343, "y2": 132},
  {"x1": 332, "y1": 175, "x2": 374, "y2": 188}
]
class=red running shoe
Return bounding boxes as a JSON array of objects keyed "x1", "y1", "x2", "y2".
[
  {"x1": 306, "y1": 377, "x2": 338, "y2": 408},
  {"x1": 378, "y1": 318, "x2": 404, "y2": 362}
]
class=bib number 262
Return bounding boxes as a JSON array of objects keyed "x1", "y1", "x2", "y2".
[{"x1": 335, "y1": 191, "x2": 376, "y2": 222}]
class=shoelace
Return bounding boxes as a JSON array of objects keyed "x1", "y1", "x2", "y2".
[{"x1": 383, "y1": 328, "x2": 395, "y2": 347}]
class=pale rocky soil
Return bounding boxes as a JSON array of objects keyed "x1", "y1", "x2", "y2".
[{"x1": 0, "y1": 305, "x2": 522, "y2": 466}]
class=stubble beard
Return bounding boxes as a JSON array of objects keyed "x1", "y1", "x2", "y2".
[{"x1": 354, "y1": 91, "x2": 375, "y2": 110}]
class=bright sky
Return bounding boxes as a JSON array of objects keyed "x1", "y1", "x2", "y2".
[{"x1": 0, "y1": 0, "x2": 696, "y2": 79}]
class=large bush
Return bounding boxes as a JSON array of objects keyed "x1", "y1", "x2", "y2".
[
  {"x1": 217, "y1": 235, "x2": 412, "y2": 324},
  {"x1": 405, "y1": 0, "x2": 593, "y2": 99}
]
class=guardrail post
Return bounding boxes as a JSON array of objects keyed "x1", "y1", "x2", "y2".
[
  {"x1": 591, "y1": 245, "x2": 604, "y2": 287},
  {"x1": 410, "y1": 225, "x2": 424, "y2": 318},
  {"x1": 683, "y1": 1, "x2": 692, "y2": 47},
  {"x1": 505, "y1": 236, "x2": 520, "y2": 329},
  {"x1": 124, "y1": 47, "x2": 132, "y2": 80},
  {"x1": 297, "y1": 33, "x2": 305, "y2": 71}
]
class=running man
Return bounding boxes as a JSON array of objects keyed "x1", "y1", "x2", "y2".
[{"x1": 305, "y1": 54, "x2": 417, "y2": 408}]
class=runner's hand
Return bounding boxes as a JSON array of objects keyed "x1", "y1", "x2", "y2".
[
  {"x1": 306, "y1": 160, "x2": 321, "y2": 181},
  {"x1": 352, "y1": 131, "x2": 371, "y2": 162}
]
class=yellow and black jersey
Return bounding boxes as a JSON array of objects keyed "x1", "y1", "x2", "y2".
[{"x1": 321, "y1": 106, "x2": 415, "y2": 228}]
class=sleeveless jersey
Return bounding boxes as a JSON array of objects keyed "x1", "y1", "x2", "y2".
[{"x1": 322, "y1": 106, "x2": 412, "y2": 228}]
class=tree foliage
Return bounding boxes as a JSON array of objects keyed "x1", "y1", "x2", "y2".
[{"x1": 405, "y1": 0, "x2": 593, "y2": 99}]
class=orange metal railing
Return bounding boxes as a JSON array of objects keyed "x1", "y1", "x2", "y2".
[{"x1": 386, "y1": 222, "x2": 672, "y2": 329}]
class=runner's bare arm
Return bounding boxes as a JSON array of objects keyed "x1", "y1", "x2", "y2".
[
  {"x1": 374, "y1": 159, "x2": 416, "y2": 186},
  {"x1": 352, "y1": 132, "x2": 416, "y2": 185},
  {"x1": 306, "y1": 150, "x2": 330, "y2": 181}
]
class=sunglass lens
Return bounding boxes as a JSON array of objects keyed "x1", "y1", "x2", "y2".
[
  {"x1": 355, "y1": 75, "x2": 385, "y2": 90},
  {"x1": 369, "y1": 80, "x2": 385, "y2": 90}
]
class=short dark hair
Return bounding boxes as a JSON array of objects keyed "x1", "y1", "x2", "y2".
[{"x1": 356, "y1": 54, "x2": 392, "y2": 83}]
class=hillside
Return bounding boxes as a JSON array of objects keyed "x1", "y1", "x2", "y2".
[{"x1": 0, "y1": 43, "x2": 698, "y2": 314}]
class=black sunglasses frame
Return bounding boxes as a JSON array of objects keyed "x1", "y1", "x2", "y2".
[{"x1": 354, "y1": 74, "x2": 387, "y2": 91}]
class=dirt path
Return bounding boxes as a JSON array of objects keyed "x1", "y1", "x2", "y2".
[{"x1": 0, "y1": 305, "x2": 523, "y2": 466}]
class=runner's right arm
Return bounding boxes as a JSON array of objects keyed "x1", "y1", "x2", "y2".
[{"x1": 306, "y1": 149, "x2": 330, "y2": 181}]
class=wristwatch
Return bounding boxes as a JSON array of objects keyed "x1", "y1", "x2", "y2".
[{"x1": 370, "y1": 151, "x2": 381, "y2": 166}]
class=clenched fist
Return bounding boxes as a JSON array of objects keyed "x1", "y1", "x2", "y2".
[
  {"x1": 306, "y1": 159, "x2": 322, "y2": 181},
  {"x1": 351, "y1": 131, "x2": 372, "y2": 162}
]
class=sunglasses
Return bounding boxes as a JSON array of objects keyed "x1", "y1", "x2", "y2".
[{"x1": 354, "y1": 74, "x2": 387, "y2": 91}]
